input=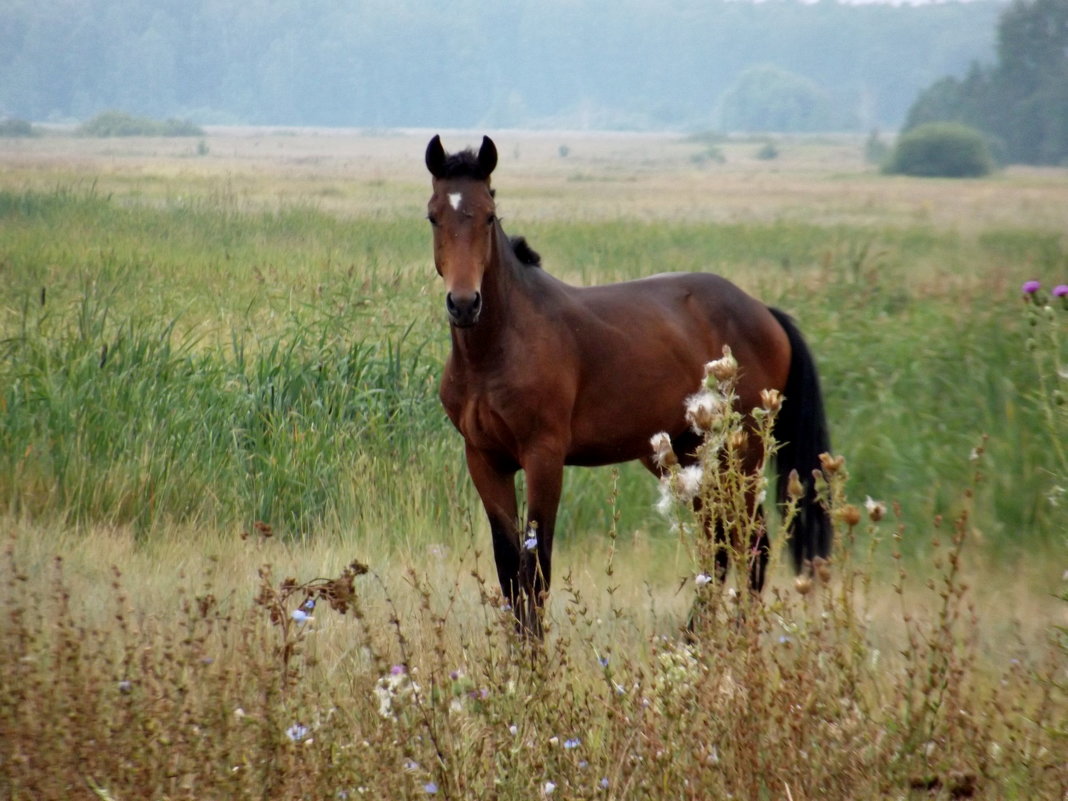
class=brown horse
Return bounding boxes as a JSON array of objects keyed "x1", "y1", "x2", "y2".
[{"x1": 425, "y1": 134, "x2": 832, "y2": 635}]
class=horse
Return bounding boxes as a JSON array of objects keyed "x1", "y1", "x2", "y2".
[{"x1": 424, "y1": 134, "x2": 832, "y2": 636}]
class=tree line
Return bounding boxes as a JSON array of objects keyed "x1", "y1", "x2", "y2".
[
  {"x1": 1, "y1": 0, "x2": 1001, "y2": 133},
  {"x1": 905, "y1": 0, "x2": 1067, "y2": 165}
]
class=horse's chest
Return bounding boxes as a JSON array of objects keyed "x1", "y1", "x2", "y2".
[{"x1": 440, "y1": 372, "x2": 543, "y2": 458}]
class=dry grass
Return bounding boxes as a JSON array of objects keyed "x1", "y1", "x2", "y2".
[{"x1": 4, "y1": 129, "x2": 1068, "y2": 232}]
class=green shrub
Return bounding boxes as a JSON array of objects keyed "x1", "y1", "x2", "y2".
[
  {"x1": 756, "y1": 140, "x2": 779, "y2": 160},
  {"x1": 0, "y1": 118, "x2": 35, "y2": 137},
  {"x1": 78, "y1": 110, "x2": 203, "y2": 137},
  {"x1": 883, "y1": 122, "x2": 994, "y2": 178}
]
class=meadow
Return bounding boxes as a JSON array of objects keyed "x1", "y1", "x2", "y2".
[{"x1": 0, "y1": 129, "x2": 1065, "y2": 799}]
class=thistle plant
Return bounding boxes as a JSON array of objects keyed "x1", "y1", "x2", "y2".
[{"x1": 650, "y1": 345, "x2": 800, "y2": 622}]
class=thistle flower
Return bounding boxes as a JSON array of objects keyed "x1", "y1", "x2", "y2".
[
  {"x1": 759, "y1": 388, "x2": 782, "y2": 414},
  {"x1": 864, "y1": 495, "x2": 886, "y2": 522},
  {"x1": 674, "y1": 465, "x2": 704, "y2": 503},
  {"x1": 704, "y1": 346, "x2": 738, "y2": 384},
  {"x1": 819, "y1": 452, "x2": 845, "y2": 474},
  {"x1": 813, "y1": 556, "x2": 832, "y2": 583},
  {"x1": 1055, "y1": 285, "x2": 1068, "y2": 298},
  {"x1": 787, "y1": 469, "x2": 805, "y2": 500},
  {"x1": 685, "y1": 390, "x2": 723, "y2": 433},
  {"x1": 1022, "y1": 280, "x2": 1041, "y2": 294},
  {"x1": 650, "y1": 431, "x2": 677, "y2": 469},
  {"x1": 838, "y1": 504, "x2": 861, "y2": 527}
]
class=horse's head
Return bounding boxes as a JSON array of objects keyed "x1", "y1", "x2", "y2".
[{"x1": 425, "y1": 134, "x2": 499, "y2": 328}]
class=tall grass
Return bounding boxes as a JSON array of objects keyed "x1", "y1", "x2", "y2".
[
  {"x1": 0, "y1": 376, "x2": 1062, "y2": 800},
  {"x1": 1, "y1": 183, "x2": 1064, "y2": 549}
]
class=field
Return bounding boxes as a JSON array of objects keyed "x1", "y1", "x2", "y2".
[{"x1": 0, "y1": 128, "x2": 1065, "y2": 799}]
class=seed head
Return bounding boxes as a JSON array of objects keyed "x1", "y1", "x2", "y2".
[
  {"x1": 728, "y1": 430, "x2": 747, "y2": 452},
  {"x1": 705, "y1": 346, "x2": 738, "y2": 384},
  {"x1": 795, "y1": 574, "x2": 813, "y2": 595},
  {"x1": 864, "y1": 495, "x2": 886, "y2": 522},
  {"x1": 819, "y1": 452, "x2": 845, "y2": 474},
  {"x1": 650, "y1": 432, "x2": 677, "y2": 469},
  {"x1": 838, "y1": 504, "x2": 861, "y2": 527},
  {"x1": 813, "y1": 556, "x2": 832, "y2": 583},
  {"x1": 786, "y1": 469, "x2": 805, "y2": 500},
  {"x1": 685, "y1": 390, "x2": 723, "y2": 434},
  {"x1": 759, "y1": 388, "x2": 782, "y2": 414}
]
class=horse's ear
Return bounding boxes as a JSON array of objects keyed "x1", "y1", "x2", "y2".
[
  {"x1": 425, "y1": 135, "x2": 446, "y2": 178},
  {"x1": 478, "y1": 136, "x2": 498, "y2": 179}
]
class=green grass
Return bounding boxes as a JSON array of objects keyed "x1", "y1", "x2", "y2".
[{"x1": 0, "y1": 180, "x2": 1064, "y2": 550}]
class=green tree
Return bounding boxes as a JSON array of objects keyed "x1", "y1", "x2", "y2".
[
  {"x1": 904, "y1": 0, "x2": 1068, "y2": 165},
  {"x1": 717, "y1": 64, "x2": 839, "y2": 133}
]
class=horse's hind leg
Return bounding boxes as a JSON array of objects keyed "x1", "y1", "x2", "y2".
[{"x1": 747, "y1": 505, "x2": 770, "y2": 592}]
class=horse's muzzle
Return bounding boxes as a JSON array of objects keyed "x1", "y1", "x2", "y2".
[{"x1": 446, "y1": 290, "x2": 482, "y2": 327}]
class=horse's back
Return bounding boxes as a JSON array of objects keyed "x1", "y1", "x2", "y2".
[{"x1": 560, "y1": 270, "x2": 791, "y2": 464}]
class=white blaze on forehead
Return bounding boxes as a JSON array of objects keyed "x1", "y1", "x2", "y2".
[{"x1": 448, "y1": 192, "x2": 463, "y2": 211}]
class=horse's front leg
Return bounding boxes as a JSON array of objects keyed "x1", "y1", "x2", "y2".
[
  {"x1": 517, "y1": 447, "x2": 566, "y2": 638},
  {"x1": 464, "y1": 445, "x2": 523, "y2": 616}
]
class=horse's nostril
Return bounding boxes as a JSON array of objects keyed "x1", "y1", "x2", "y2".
[{"x1": 445, "y1": 291, "x2": 482, "y2": 325}]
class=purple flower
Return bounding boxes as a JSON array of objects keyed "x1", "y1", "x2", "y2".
[
  {"x1": 1054, "y1": 285, "x2": 1068, "y2": 297},
  {"x1": 423, "y1": 781, "x2": 438, "y2": 794},
  {"x1": 564, "y1": 737, "x2": 581, "y2": 749},
  {"x1": 285, "y1": 723, "x2": 309, "y2": 742},
  {"x1": 1022, "y1": 280, "x2": 1041, "y2": 294},
  {"x1": 390, "y1": 664, "x2": 406, "y2": 676}
]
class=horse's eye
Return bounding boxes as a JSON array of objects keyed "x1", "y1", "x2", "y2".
[
  {"x1": 427, "y1": 214, "x2": 438, "y2": 227},
  {"x1": 486, "y1": 213, "x2": 496, "y2": 225}
]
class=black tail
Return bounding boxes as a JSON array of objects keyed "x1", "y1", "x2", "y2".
[{"x1": 768, "y1": 307, "x2": 833, "y2": 572}]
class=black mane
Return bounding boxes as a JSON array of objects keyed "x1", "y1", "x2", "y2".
[{"x1": 509, "y1": 236, "x2": 541, "y2": 268}]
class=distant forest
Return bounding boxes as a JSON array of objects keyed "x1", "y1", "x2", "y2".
[
  {"x1": 1, "y1": 0, "x2": 1004, "y2": 132},
  {"x1": 905, "y1": 0, "x2": 1068, "y2": 164}
]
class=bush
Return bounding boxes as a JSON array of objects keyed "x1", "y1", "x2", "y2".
[
  {"x1": 78, "y1": 110, "x2": 203, "y2": 137},
  {"x1": 883, "y1": 122, "x2": 994, "y2": 178},
  {"x1": 0, "y1": 118, "x2": 35, "y2": 137}
]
